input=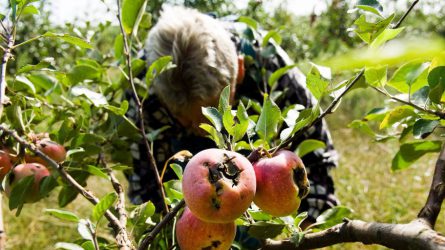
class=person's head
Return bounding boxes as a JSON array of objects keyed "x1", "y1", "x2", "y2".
[{"x1": 145, "y1": 6, "x2": 238, "y2": 134}]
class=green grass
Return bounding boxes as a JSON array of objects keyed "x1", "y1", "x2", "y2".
[{"x1": 3, "y1": 89, "x2": 443, "y2": 249}]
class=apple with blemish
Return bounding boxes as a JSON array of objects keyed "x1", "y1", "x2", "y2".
[
  {"x1": 253, "y1": 150, "x2": 310, "y2": 217},
  {"x1": 182, "y1": 148, "x2": 256, "y2": 223},
  {"x1": 5, "y1": 163, "x2": 50, "y2": 203},
  {"x1": 176, "y1": 207, "x2": 236, "y2": 250}
]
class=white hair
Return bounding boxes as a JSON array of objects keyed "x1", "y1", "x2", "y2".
[{"x1": 145, "y1": 6, "x2": 238, "y2": 115}]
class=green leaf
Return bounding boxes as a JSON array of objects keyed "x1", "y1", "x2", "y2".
[
  {"x1": 364, "y1": 65, "x2": 387, "y2": 87},
  {"x1": 392, "y1": 140, "x2": 442, "y2": 171},
  {"x1": 122, "y1": 0, "x2": 147, "y2": 35},
  {"x1": 218, "y1": 85, "x2": 231, "y2": 114},
  {"x1": 306, "y1": 67, "x2": 329, "y2": 100},
  {"x1": 146, "y1": 125, "x2": 170, "y2": 142},
  {"x1": 163, "y1": 180, "x2": 183, "y2": 201},
  {"x1": 428, "y1": 66, "x2": 445, "y2": 103},
  {"x1": 314, "y1": 206, "x2": 353, "y2": 230},
  {"x1": 255, "y1": 95, "x2": 281, "y2": 141},
  {"x1": 233, "y1": 102, "x2": 250, "y2": 142},
  {"x1": 353, "y1": 14, "x2": 394, "y2": 44},
  {"x1": 262, "y1": 30, "x2": 282, "y2": 47},
  {"x1": 348, "y1": 120, "x2": 375, "y2": 137},
  {"x1": 114, "y1": 34, "x2": 124, "y2": 59},
  {"x1": 77, "y1": 219, "x2": 94, "y2": 241},
  {"x1": 9, "y1": 175, "x2": 35, "y2": 212},
  {"x1": 71, "y1": 86, "x2": 107, "y2": 107},
  {"x1": 14, "y1": 76, "x2": 36, "y2": 94},
  {"x1": 43, "y1": 32, "x2": 92, "y2": 49},
  {"x1": 55, "y1": 242, "x2": 84, "y2": 250},
  {"x1": 130, "y1": 201, "x2": 155, "y2": 226},
  {"x1": 370, "y1": 28, "x2": 404, "y2": 48},
  {"x1": 145, "y1": 56, "x2": 176, "y2": 87},
  {"x1": 200, "y1": 124, "x2": 225, "y2": 148},
  {"x1": 85, "y1": 165, "x2": 109, "y2": 179},
  {"x1": 296, "y1": 140, "x2": 326, "y2": 158},
  {"x1": 290, "y1": 232, "x2": 306, "y2": 247},
  {"x1": 104, "y1": 100, "x2": 129, "y2": 116},
  {"x1": 21, "y1": 5, "x2": 39, "y2": 15},
  {"x1": 39, "y1": 176, "x2": 58, "y2": 198},
  {"x1": 357, "y1": 0, "x2": 383, "y2": 11},
  {"x1": 249, "y1": 211, "x2": 272, "y2": 221},
  {"x1": 68, "y1": 65, "x2": 101, "y2": 84},
  {"x1": 357, "y1": 5, "x2": 382, "y2": 17},
  {"x1": 388, "y1": 62, "x2": 429, "y2": 94},
  {"x1": 45, "y1": 209, "x2": 80, "y2": 223},
  {"x1": 379, "y1": 105, "x2": 416, "y2": 129},
  {"x1": 268, "y1": 64, "x2": 297, "y2": 89},
  {"x1": 413, "y1": 119, "x2": 439, "y2": 139},
  {"x1": 223, "y1": 106, "x2": 235, "y2": 135},
  {"x1": 238, "y1": 16, "x2": 258, "y2": 30},
  {"x1": 58, "y1": 186, "x2": 80, "y2": 207},
  {"x1": 202, "y1": 107, "x2": 223, "y2": 132},
  {"x1": 92, "y1": 192, "x2": 118, "y2": 222},
  {"x1": 18, "y1": 58, "x2": 53, "y2": 74},
  {"x1": 170, "y1": 163, "x2": 183, "y2": 180},
  {"x1": 294, "y1": 212, "x2": 308, "y2": 229},
  {"x1": 248, "y1": 222, "x2": 285, "y2": 239}
]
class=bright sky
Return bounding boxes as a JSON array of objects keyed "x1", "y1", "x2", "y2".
[
  {"x1": 48, "y1": 0, "x2": 329, "y2": 25},
  {"x1": 47, "y1": 0, "x2": 438, "y2": 26}
]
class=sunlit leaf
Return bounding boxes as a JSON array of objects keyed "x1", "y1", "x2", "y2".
[
  {"x1": 121, "y1": 0, "x2": 148, "y2": 35},
  {"x1": 43, "y1": 32, "x2": 92, "y2": 49},
  {"x1": 92, "y1": 192, "x2": 117, "y2": 222},
  {"x1": 296, "y1": 139, "x2": 326, "y2": 158},
  {"x1": 392, "y1": 140, "x2": 442, "y2": 171},
  {"x1": 255, "y1": 95, "x2": 281, "y2": 141},
  {"x1": 413, "y1": 119, "x2": 439, "y2": 139},
  {"x1": 45, "y1": 209, "x2": 80, "y2": 223},
  {"x1": 202, "y1": 107, "x2": 223, "y2": 132}
]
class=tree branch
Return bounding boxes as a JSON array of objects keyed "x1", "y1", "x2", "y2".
[
  {"x1": 262, "y1": 219, "x2": 445, "y2": 250},
  {"x1": 115, "y1": 0, "x2": 168, "y2": 214},
  {"x1": 418, "y1": 144, "x2": 445, "y2": 228},
  {"x1": 138, "y1": 199, "x2": 186, "y2": 250},
  {"x1": 371, "y1": 86, "x2": 445, "y2": 119},
  {"x1": 0, "y1": 125, "x2": 134, "y2": 250},
  {"x1": 0, "y1": 31, "x2": 14, "y2": 118},
  {"x1": 104, "y1": 162, "x2": 128, "y2": 229},
  {"x1": 277, "y1": 69, "x2": 364, "y2": 150}
]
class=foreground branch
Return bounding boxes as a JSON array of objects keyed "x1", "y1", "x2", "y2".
[
  {"x1": 418, "y1": 144, "x2": 445, "y2": 228},
  {"x1": 0, "y1": 30, "x2": 14, "y2": 118},
  {"x1": 0, "y1": 125, "x2": 134, "y2": 250},
  {"x1": 263, "y1": 219, "x2": 445, "y2": 250},
  {"x1": 115, "y1": 0, "x2": 168, "y2": 214},
  {"x1": 138, "y1": 199, "x2": 186, "y2": 250}
]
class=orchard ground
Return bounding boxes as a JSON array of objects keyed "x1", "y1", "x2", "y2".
[{"x1": 3, "y1": 89, "x2": 443, "y2": 250}]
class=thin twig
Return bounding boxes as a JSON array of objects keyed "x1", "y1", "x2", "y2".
[
  {"x1": 138, "y1": 199, "x2": 186, "y2": 250},
  {"x1": 392, "y1": 0, "x2": 419, "y2": 29},
  {"x1": 0, "y1": 125, "x2": 134, "y2": 250},
  {"x1": 11, "y1": 35, "x2": 43, "y2": 49},
  {"x1": 278, "y1": 69, "x2": 364, "y2": 150},
  {"x1": 104, "y1": 162, "x2": 128, "y2": 228},
  {"x1": 115, "y1": 0, "x2": 168, "y2": 214},
  {"x1": 371, "y1": 86, "x2": 445, "y2": 119}
]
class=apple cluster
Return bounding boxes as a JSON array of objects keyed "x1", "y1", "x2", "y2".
[
  {"x1": 0, "y1": 136, "x2": 66, "y2": 203},
  {"x1": 177, "y1": 148, "x2": 309, "y2": 250}
]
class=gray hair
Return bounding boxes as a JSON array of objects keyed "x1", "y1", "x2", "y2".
[{"x1": 145, "y1": 6, "x2": 238, "y2": 115}]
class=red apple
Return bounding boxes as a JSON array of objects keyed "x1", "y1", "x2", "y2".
[
  {"x1": 36, "y1": 138, "x2": 66, "y2": 163},
  {"x1": 253, "y1": 150, "x2": 309, "y2": 217},
  {"x1": 176, "y1": 207, "x2": 236, "y2": 250},
  {"x1": 182, "y1": 148, "x2": 256, "y2": 223},
  {"x1": 0, "y1": 149, "x2": 14, "y2": 180},
  {"x1": 5, "y1": 163, "x2": 50, "y2": 203}
]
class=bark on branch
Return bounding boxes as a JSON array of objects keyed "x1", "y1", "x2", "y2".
[
  {"x1": 418, "y1": 144, "x2": 445, "y2": 228},
  {"x1": 262, "y1": 219, "x2": 445, "y2": 250},
  {"x1": 0, "y1": 125, "x2": 134, "y2": 250}
]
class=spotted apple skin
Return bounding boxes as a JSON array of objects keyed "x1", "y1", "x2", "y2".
[
  {"x1": 176, "y1": 207, "x2": 236, "y2": 250},
  {"x1": 182, "y1": 148, "x2": 256, "y2": 223},
  {"x1": 253, "y1": 150, "x2": 309, "y2": 217}
]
